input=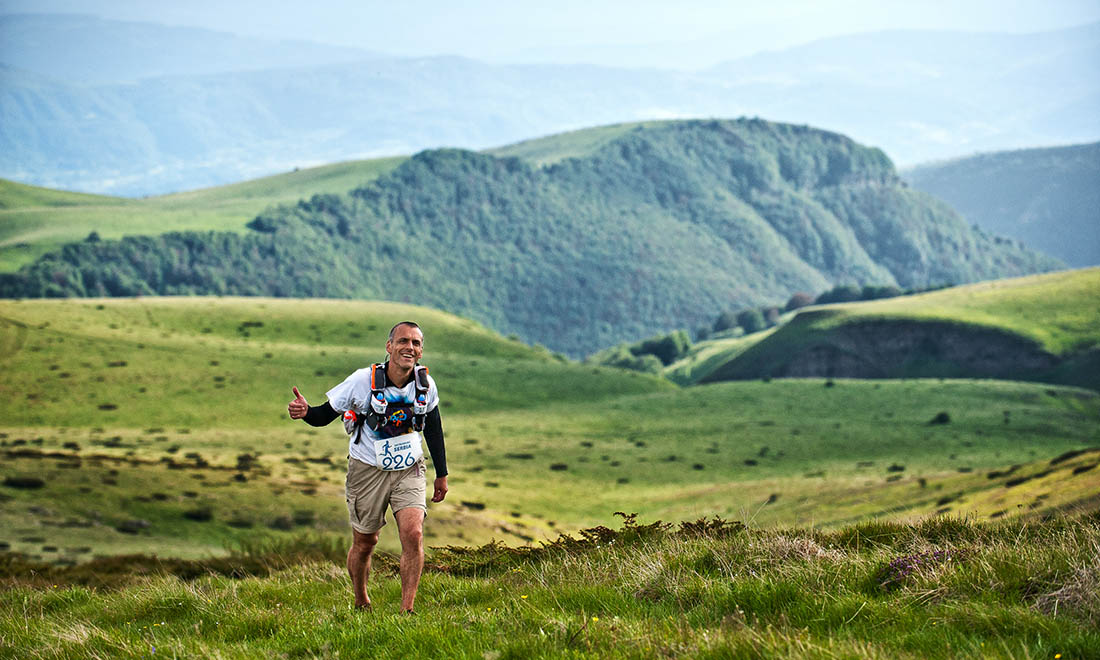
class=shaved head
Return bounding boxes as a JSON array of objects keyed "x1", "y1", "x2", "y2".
[{"x1": 388, "y1": 321, "x2": 421, "y2": 341}]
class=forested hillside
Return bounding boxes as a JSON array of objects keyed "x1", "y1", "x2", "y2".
[
  {"x1": 905, "y1": 142, "x2": 1100, "y2": 267},
  {"x1": 0, "y1": 119, "x2": 1060, "y2": 355}
]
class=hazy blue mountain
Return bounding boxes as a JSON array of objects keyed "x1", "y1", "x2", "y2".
[
  {"x1": 0, "y1": 120, "x2": 1061, "y2": 355},
  {"x1": 706, "y1": 24, "x2": 1100, "y2": 167},
  {"x1": 904, "y1": 142, "x2": 1100, "y2": 268},
  {"x1": 0, "y1": 58, "x2": 702, "y2": 195},
  {"x1": 1, "y1": 16, "x2": 1097, "y2": 196},
  {"x1": 0, "y1": 13, "x2": 381, "y2": 83}
]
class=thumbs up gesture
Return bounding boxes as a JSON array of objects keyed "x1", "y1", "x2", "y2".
[{"x1": 288, "y1": 386, "x2": 309, "y2": 419}]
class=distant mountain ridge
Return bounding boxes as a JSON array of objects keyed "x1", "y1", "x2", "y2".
[
  {"x1": 0, "y1": 119, "x2": 1060, "y2": 355},
  {"x1": 1, "y1": 15, "x2": 1097, "y2": 195},
  {"x1": 0, "y1": 13, "x2": 382, "y2": 83},
  {"x1": 904, "y1": 142, "x2": 1100, "y2": 268}
]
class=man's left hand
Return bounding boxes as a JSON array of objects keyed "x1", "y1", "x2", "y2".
[{"x1": 432, "y1": 476, "x2": 448, "y2": 502}]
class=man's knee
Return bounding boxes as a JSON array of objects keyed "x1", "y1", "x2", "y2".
[
  {"x1": 396, "y1": 509, "x2": 424, "y2": 547},
  {"x1": 401, "y1": 526, "x2": 423, "y2": 547},
  {"x1": 351, "y1": 530, "x2": 378, "y2": 554}
]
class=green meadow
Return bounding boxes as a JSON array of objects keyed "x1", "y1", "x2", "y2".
[
  {"x1": 2, "y1": 296, "x2": 1098, "y2": 563},
  {"x1": 2, "y1": 294, "x2": 1099, "y2": 658},
  {"x1": 0, "y1": 157, "x2": 405, "y2": 272}
]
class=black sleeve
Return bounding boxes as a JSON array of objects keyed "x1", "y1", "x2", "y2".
[
  {"x1": 423, "y1": 407, "x2": 447, "y2": 478},
  {"x1": 303, "y1": 401, "x2": 341, "y2": 427}
]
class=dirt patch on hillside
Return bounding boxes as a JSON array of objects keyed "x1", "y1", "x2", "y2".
[{"x1": 777, "y1": 319, "x2": 1058, "y2": 379}]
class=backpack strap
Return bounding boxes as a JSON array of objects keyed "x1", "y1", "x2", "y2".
[
  {"x1": 411, "y1": 365, "x2": 430, "y2": 432},
  {"x1": 364, "y1": 362, "x2": 389, "y2": 435}
]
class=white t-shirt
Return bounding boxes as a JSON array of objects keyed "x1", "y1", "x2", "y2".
[{"x1": 326, "y1": 366, "x2": 439, "y2": 468}]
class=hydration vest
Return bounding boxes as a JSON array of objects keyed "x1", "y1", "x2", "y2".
[{"x1": 344, "y1": 362, "x2": 430, "y2": 444}]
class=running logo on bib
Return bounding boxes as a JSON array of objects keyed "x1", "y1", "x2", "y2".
[{"x1": 374, "y1": 432, "x2": 424, "y2": 471}]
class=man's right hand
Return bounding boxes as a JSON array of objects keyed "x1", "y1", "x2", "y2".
[{"x1": 288, "y1": 386, "x2": 309, "y2": 419}]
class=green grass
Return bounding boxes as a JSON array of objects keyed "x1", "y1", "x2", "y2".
[
  {"x1": 664, "y1": 330, "x2": 775, "y2": 385},
  {"x1": 2, "y1": 296, "x2": 1098, "y2": 565},
  {"x1": 485, "y1": 121, "x2": 654, "y2": 166},
  {"x1": 0, "y1": 179, "x2": 122, "y2": 210},
  {"x1": 2, "y1": 514, "x2": 1097, "y2": 658},
  {"x1": 0, "y1": 157, "x2": 405, "y2": 272}
]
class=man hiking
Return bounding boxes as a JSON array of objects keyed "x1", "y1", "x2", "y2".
[{"x1": 287, "y1": 321, "x2": 448, "y2": 612}]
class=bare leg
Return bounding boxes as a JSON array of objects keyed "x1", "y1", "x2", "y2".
[
  {"x1": 347, "y1": 529, "x2": 379, "y2": 609},
  {"x1": 395, "y1": 507, "x2": 426, "y2": 612}
]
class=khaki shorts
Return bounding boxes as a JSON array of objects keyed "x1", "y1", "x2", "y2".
[{"x1": 345, "y1": 457, "x2": 427, "y2": 535}]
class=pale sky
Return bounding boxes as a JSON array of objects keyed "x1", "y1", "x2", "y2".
[{"x1": 3, "y1": 0, "x2": 1099, "y2": 67}]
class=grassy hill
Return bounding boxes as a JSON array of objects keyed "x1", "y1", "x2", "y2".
[
  {"x1": 0, "y1": 157, "x2": 405, "y2": 273},
  {"x1": 681, "y1": 268, "x2": 1100, "y2": 389},
  {"x1": 2, "y1": 296, "x2": 1098, "y2": 567},
  {"x1": 0, "y1": 119, "x2": 1061, "y2": 356},
  {"x1": 905, "y1": 142, "x2": 1100, "y2": 268}
]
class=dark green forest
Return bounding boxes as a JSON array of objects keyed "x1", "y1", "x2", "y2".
[{"x1": 0, "y1": 119, "x2": 1061, "y2": 355}]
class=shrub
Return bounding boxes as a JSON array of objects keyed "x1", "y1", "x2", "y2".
[
  {"x1": 929, "y1": 412, "x2": 951, "y2": 425},
  {"x1": 3, "y1": 476, "x2": 45, "y2": 489},
  {"x1": 268, "y1": 516, "x2": 294, "y2": 531},
  {"x1": 713, "y1": 310, "x2": 739, "y2": 333},
  {"x1": 292, "y1": 510, "x2": 316, "y2": 526},
  {"x1": 785, "y1": 292, "x2": 814, "y2": 311},
  {"x1": 736, "y1": 308, "x2": 766, "y2": 334},
  {"x1": 631, "y1": 330, "x2": 691, "y2": 366},
  {"x1": 862, "y1": 285, "x2": 903, "y2": 300},
  {"x1": 816, "y1": 285, "x2": 861, "y2": 304},
  {"x1": 183, "y1": 507, "x2": 214, "y2": 522},
  {"x1": 115, "y1": 519, "x2": 150, "y2": 534}
]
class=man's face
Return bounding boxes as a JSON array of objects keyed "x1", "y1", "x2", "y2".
[{"x1": 386, "y1": 324, "x2": 424, "y2": 370}]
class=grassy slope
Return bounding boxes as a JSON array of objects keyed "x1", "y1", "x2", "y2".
[
  {"x1": 0, "y1": 157, "x2": 405, "y2": 272},
  {"x1": 3, "y1": 515, "x2": 1098, "y2": 659},
  {"x1": 664, "y1": 330, "x2": 775, "y2": 386},
  {"x1": 0, "y1": 297, "x2": 670, "y2": 559},
  {"x1": 808, "y1": 268, "x2": 1100, "y2": 355},
  {"x1": 2, "y1": 297, "x2": 1098, "y2": 566},
  {"x1": 486, "y1": 121, "x2": 651, "y2": 166},
  {"x1": 680, "y1": 268, "x2": 1100, "y2": 387}
]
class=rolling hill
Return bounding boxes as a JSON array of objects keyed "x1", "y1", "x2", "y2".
[
  {"x1": 0, "y1": 158, "x2": 406, "y2": 272},
  {"x1": 0, "y1": 119, "x2": 1061, "y2": 356},
  {"x1": 685, "y1": 268, "x2": 1100, "y2": 390},
  {"x1": 904, "y1": 142, "x2": 1100, "y2": 268}
]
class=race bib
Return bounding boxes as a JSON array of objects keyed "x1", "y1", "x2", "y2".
[{"x1": 373, "y1": 432, "x2": 424, "y2": 471}]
